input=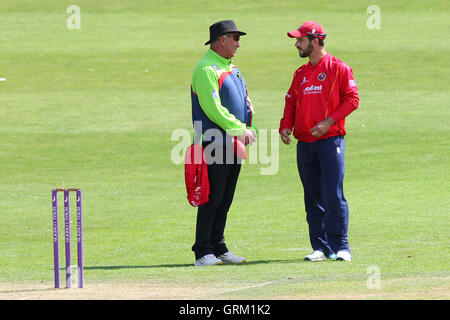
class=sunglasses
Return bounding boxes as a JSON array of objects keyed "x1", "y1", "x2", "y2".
[
  {"x1": 307, "y1": 32, "x2": 326, "y2": 39},
  {"x1": 224, "y1": 34, "x2": 240, "y2": 41}
]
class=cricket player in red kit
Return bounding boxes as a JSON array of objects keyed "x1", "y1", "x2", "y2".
[{"x1": 279, "y1": 21, "x2": 359, "y2": 262}]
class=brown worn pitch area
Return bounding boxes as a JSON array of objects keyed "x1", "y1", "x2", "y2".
[
  {"x1": 0, "y1": 280, "x2": 449, "y2": 300},
  {"x1": 0, "y1": 282, "x2": 217, "y2": 300}
]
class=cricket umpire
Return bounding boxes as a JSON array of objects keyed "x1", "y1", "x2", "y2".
[
  {"x1": 190, "y1": 20, "x2": 257, "y2": 266},
  {"x1": 279, "y1": 21, "x2": 359, "y2": 261}
]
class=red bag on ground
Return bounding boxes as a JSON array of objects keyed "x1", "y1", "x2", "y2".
[{"x1": 184, "y1": 143, "x2": 210, "y2": 207}]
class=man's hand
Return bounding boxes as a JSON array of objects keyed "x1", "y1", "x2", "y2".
[
  {"x1": 238, "y1": 128, "x2": 257, "y2": 145},
  {"x1": 310, "y1": 117, "x2": 335, "y2": 138},
  {"x1": 280, "y1": 128, "x2": 292, "y2": 145}
]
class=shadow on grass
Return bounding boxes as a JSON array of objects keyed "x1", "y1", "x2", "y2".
[{"x1": 84, "y1": 258, "x2": 306, "y2": 270}]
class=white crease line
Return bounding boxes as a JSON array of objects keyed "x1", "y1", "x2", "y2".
[{"x1": 186, "y1": 279, "x2": 284, "y2": 299}]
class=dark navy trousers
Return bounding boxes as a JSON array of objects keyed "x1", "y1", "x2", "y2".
[{"x1": 297, "y1": 136, "x2": 350, "y2": 256}]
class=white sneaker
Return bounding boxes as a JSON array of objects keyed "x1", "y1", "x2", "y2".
[
  {"x1": 304, "y1": 250, "x2": 327, "y2": 261},
  {"x1": 194, "y1": 254, "x2": 223, "y2": 266},
  {"x1": 336, "y1": 251, "x2": 352, "y2": 261},
  {"x1": 218, "y1": 252, "x2": 246, "y2": 264}
]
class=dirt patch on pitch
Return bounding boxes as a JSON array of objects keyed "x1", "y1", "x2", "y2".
[
  {"x1": 0, "y1": 282, "x2": 225, "y2": 300},
  {"x1": 1, "y1": 277, "x2": 448, "y2": 300}
]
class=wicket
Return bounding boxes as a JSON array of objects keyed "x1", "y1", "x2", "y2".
[{"x1": 52, "y1": 188, "x2": 83, "y2": 288}]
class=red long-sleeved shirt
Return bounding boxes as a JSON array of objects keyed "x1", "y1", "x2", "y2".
[{"x1": 279, "y1": 53, "x2": 359, "y2": 142}]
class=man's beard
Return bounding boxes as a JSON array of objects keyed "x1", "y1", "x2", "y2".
[{"x1": 298, "y1": 43, "x2": 314, "y2": 58}]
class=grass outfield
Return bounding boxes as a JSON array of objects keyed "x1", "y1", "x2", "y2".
[{"x1": 0, "y1": 0, "x2": 449, "y2": 299}]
